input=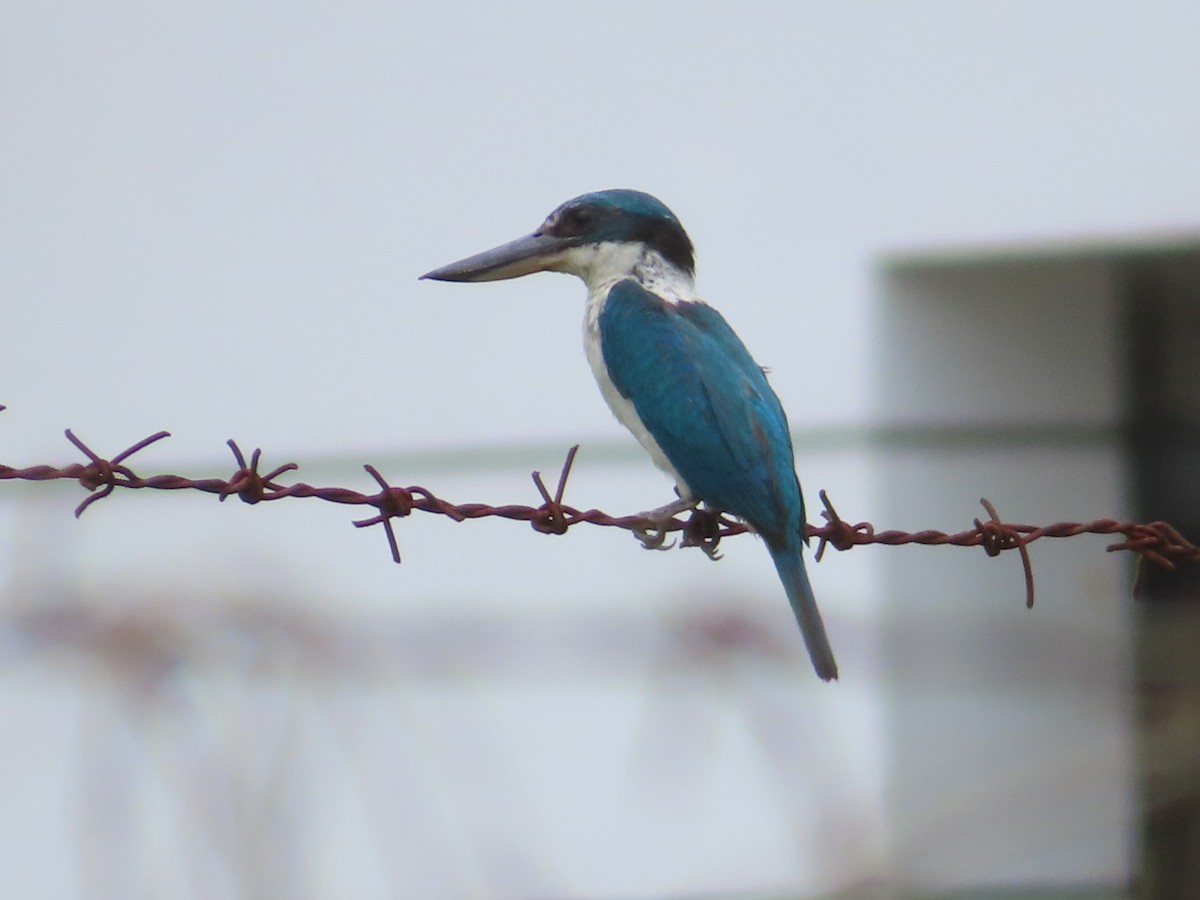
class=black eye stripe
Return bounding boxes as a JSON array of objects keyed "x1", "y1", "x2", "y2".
[
  {"x1": 538, "y1": 192, "x2": 695, "y2": 275},
  {"x1": 546, "y1": 206, "x2": 595, "y2": 237},
  {"x1": 565, "y1": 208, "x2": 592, "y2": 229}
]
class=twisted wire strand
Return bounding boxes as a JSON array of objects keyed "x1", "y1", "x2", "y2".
[{"x1": 2, "y1": 420, "x2": 1197, "y2": 606}]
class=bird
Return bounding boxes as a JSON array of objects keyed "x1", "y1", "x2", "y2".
[{"x1": 421, "y1": 189, "x2": 838, "y2": 681}]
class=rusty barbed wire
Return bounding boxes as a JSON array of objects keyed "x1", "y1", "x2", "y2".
[{"x1": 2, "y1": 421, "x2": 1199, "y2": 606}]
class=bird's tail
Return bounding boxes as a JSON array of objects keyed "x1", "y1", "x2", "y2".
[{"x1": 768, "y1": 545, "x2": 838, "y2": 681}]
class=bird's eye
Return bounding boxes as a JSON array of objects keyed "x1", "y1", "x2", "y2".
[{"x1": 560, "y1": 207, "x2": 593, "y2": 233}]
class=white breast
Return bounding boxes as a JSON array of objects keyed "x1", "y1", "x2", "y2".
[
  {"x1": 582, "y1": 281, "x2": 695, "y2": 501},
  {"x1": 556, "y1": 241, "x2": 702, "y2": 499}
]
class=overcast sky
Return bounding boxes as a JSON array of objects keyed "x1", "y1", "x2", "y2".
[{"x1": 6, "y1": 2, "x2": 1198, "y2": 467}]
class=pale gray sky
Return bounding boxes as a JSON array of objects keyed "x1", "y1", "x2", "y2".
[{"x1": 6, "y1": 3, "x2": 1197, "y2": 463}]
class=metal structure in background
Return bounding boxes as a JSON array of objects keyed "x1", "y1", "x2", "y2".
[
  {"x1": 1124, "y1": 256, "x2": 1200, "y2": 898},
  {"x1": 1, "y1": 565, "x2": 851, "y2": 898}
]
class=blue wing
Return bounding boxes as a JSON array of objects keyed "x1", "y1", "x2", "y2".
[
  {"x1": 598, "y1": 279, "x2": 804, "y2": 547},
  {"x1": 600, "y1": 280, "x2": 837, "y2": 680}
]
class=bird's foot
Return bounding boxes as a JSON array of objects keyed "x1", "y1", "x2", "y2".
[
  {"x1": 682, "y1": 507, "x2": 728, "y2": 561},
  {"x1": 632, "y1": 497, "x2": 699, "y2": 552},
  {"x1": 637, "y1": 496, "x2": 698, "y2": 522}
]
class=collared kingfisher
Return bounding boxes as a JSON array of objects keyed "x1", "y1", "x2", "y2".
[{"x1": 421, "y1": 190, "x2": 838, "y2": 681}]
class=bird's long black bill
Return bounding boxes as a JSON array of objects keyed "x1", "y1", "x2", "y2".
[{"x1": 420, "y1": 232, "x2": 566, "y2": 283}]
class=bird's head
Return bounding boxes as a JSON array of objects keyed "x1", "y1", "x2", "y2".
[{"x1": 420, "y1": 189, "x2": 695, "y2": 289}]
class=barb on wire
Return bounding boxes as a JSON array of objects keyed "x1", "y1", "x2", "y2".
[{"x1": 2, "y1": 421, "x2": 1199, "y2": 607}]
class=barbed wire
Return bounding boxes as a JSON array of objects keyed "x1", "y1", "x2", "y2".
[{"x1": 2, "y1": 414, "x2": 1198, "y2": 605}]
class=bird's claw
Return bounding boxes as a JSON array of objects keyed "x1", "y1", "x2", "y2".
[
  {"x1": 634, "y1": 525, "x2": 677, "y2": 551},
  {"x1": 632, "y1": 496, "x2": 699, "y2": 552}
]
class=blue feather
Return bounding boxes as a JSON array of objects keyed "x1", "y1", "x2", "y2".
[
  {"x1": 600, "y1": 280, "x2": 837, "y2": 680},
  {"x1": 769, "y1": 543, "x2": 838, "y2": 681}
]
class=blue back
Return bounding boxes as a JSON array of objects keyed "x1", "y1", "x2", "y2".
[{"x1": 599, "y1": 280, "x2": 805, "y2": 549}]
